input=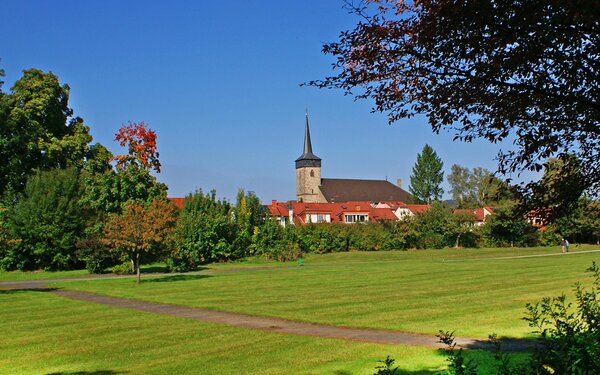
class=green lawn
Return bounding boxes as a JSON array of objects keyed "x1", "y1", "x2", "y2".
[
  {"x1": 51, "y1": 246, "x2": 600, "y2": 338},
  {"x1": 1, "y1": 288, "x2": 510, "y2": 374},
  {"x1": 2, "y1": 246, "x2": 597, "y2": 373}
]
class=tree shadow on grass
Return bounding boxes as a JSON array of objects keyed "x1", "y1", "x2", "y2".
[
  {"x1": 143, "y1": 274, "x2": 211, "y2": 283},
  {"x1": 46, "y1": 371, "x2": 126, "y2": 375},
  {"x1": 335, "y1": 369, "x2": 439, "y2": 375},
  {"x1": 460, "y1": 336, "x2": 538, "y2": 352},
  {"x1": 142, "y1": 265, "x2": 207, "y2": 273},
  {"x1": 0, "y1": 287, "x2": 58, "y2": 294}
]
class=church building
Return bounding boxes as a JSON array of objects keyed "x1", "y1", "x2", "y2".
[{"x1": 295, "y1": 114, "x2": 411, "y2": 203}]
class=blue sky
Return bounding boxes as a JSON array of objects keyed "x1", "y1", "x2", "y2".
[{"x1": 1, "y1": 1, "x2": 529, "y2": 202}]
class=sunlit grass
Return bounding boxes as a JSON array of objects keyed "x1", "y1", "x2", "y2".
[
  {"x1": 0, "y1": 289, "x2": 458, "y2": 374},
  {"x1": 52, "y1": 246, "x2": 600, "y2": 338}
]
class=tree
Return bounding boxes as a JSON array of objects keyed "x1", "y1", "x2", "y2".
[
  {"x1": 410, "y1": 203, "x2": 456, "y2": 249},
  {"x1": 82, "y1": 122, "x2": 167, "y2": 214},
  {"x1": 447, "y1": 165, "x2": 472, "y2": 207},
  {"x1": 482, "y1": 201, "x2": 537, "y2": 247},
  {"x1": 3, "y1": 168, "x2": 88, "y2": 271},
  {"x1": 451, "y1": 210, "x2": 478, "y2": 248},
  {"x1": 448, "y1": 165, "x2": 501, "y2": 208},
  {"x1": 114, "y1": 121, "x2": 161, "y2": 173},
  {"x1": 409, "y1": 144, "x2": 444, "y2": 204},
  {"x1": 0, "y1": 69, "x2": 94, "y2": 196},
  {"x1": 169, "y1": 190, "x2": 235, "y2": 271},
  {"x1": 309, "y1": 0, "x2": 600, "y2": 193},
  {"x1": 102, "y1": 199, "x2": 177, "y2": 284},
  {"x1": 233, "y1": 189, "x2": 267, "y2": 258}
]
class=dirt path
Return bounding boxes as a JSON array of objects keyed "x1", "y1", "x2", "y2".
[{"x1": 25, "y1": 287, "x2": 530, "y2": 352}]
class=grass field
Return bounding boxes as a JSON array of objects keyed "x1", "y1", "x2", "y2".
[
  {"x1": 1, "y1": 245, "x2": 598, "y2": 374},
  {"x1": 53, "y1": 246, "x2": 600, "y2": 338}
]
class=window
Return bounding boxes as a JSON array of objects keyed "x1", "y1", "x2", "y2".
[
  {"x1": 344, "y1": 214, "x2": 368, "y2": 223},
  {"x1": 310, "y1": 170, "x2": 314, "y2": 177}
]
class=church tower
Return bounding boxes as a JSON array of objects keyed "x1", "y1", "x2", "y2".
[{"x1": 296, "y1": 113, "x2": 322, "y2": 203}]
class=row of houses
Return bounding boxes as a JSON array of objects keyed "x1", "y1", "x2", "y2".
[{"x1": 266, "y1": 200, "x2": 495, "y2": 227}]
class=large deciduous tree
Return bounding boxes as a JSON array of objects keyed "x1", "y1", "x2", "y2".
[
  {"x1": 0, "y1": 69, "x2": 95, "y2": 196},
  {"x1": 409, "y1": 144, "x2": 444, "y2": 204},
  {"x1": 309, "y1": 0, "x2": 600, "y2": 192},
  {"x1": 447, "y1": 165, "x2": 503, "y2": 207},
  {"x1": 523, "y1": 155, "x2": 587, "y2": 222}
]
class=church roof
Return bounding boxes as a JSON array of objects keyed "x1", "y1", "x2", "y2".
[
  {"x1": 295, "y1": 113, "x2": 321, "y2": 168},
  {"x1": 319, "y1": 178, "x2": 411, "y2": 203}
]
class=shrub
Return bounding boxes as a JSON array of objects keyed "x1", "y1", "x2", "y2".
[
  {"x1": 523, "y1": 262, "x2": 600, "y2": 373},
  {"x1": 5, "y1": 168, "x2": 89, "y2": 271},
  {"x1": 169, "y1": 190, "x2": 235, "y2": 271}
]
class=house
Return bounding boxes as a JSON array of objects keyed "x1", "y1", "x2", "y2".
[
  {"x1": 453, "y1": 207, "x2": 495, "y2": 226},
  {"x1": 375, "y1": 201, "x2": 430, "y2": 220},
  {"x1": 267, "y1": 200, "x2": 399, "y2": 225}
]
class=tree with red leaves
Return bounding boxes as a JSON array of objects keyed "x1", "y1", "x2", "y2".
[
  {"x1": 114, "y1": 121, "x2": 161, "y2": 173},
  {"x1": 310, "y1": 0, "x2": 600, "y2": 193}
]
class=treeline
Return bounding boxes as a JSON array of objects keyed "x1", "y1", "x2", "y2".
[
  {"x1": 171, "y1": 192, "x2": 600, "y2": 271},
  {"x1": 2, "y1": 68, "x2": 599, "y2": 276}
]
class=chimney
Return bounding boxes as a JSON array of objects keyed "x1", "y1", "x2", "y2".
[{"x1": 396, "y1": 179, "x2": 402, "y2": 188}]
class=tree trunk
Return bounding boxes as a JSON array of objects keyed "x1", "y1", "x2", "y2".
[
  {"x1": 455, "y1": 233, "x2": 461, "y2": 248},
  {"x1": 130, "y1": 257, "x2": 135, "y2": 273},
  {"x1": 136, "y1": 252, "x2": 140, "y2": 286}
]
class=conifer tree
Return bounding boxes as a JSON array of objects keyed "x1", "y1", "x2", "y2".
[{"x1": 409, "y1": 144, "x2": 444, "y2": 204}]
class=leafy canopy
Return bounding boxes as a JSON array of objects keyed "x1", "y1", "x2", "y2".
[
  {"x1": 0, "y1": 69, "x2": 96, "y2": 196},
  {"x1": 310, "y1": 0, "x2": 600, "y2": 192}
]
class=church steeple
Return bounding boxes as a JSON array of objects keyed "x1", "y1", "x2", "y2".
[{"x1": 295, "y1": 112, "x2": 321, "y2": 169}]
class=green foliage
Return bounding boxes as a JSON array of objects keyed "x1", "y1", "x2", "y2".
[
  {"x1": 409, "y1": 203, "x2": 459, "y2": 249},
  {"x1": 372, "y1": 356, "x2": 399, "y2": 375},
  {"x1": 0, "y1": 69, "x2": 95, "y2": 196},
  {"x1": 447, "y1": 165, "x2": 503, "y2": 208},
  {"x1": 524, "y1": 262, "x2": 600, "y2": 374},
  {"x1": 540, "y1": 198, "x2": 600, "y2": 245},
  {"x1": 523, "y1": 155, "x2": 587, "y2": 222},
  {"x1": 409, "y1": 144, "x2": 444, "y2": 204},
  {"x1": 482, "y1": 203, "x2": 537, "y2": 247},
  {"x1": 3, "y1": 168, "x2": 88, "y2": 271},
  {"x1": 233, "y1": 189, "x2": 267, "y2": 258},
  {"x1": 82, "y1": 164, "x2": 168, "y2": 214},
  {"x1": 437, "y1": 331, "x2": 478, "y2": 375},
  {"x1": 169, "y1": 190, "x2": 235, "y2": 271}
]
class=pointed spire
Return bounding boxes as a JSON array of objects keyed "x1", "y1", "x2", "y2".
[
  {"x1": 303, "y1": 111, "x2": 313, "y2": 155},
  {"x1": 295, "y1": 111, "x2": 321, "y2": 169}
]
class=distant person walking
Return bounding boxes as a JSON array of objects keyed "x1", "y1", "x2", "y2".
[{"x1": 561, "y1": 238, "x2": 569, "y2": 253}]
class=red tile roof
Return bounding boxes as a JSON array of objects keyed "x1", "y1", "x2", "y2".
[
  {"x1": 266, "y1": 200, "x2": 399, "y2": 224},
  {"x1": 453, "y1": 207, "x2": 495, "y2": 222},
  {"x1": 168, "y1": 197, "x2": 186, "y2": 209},
  {"x1": 266, "y1": 201, "x2": 289, "y2": 217}
]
